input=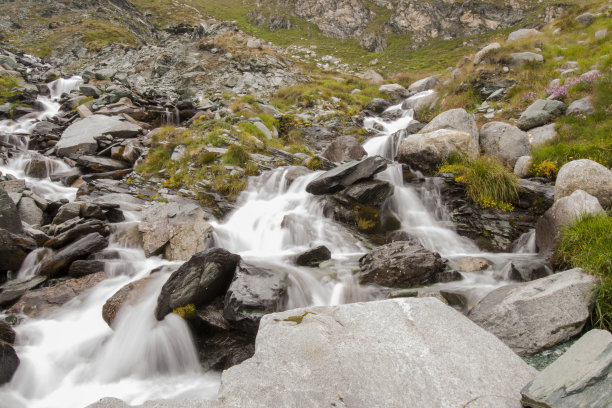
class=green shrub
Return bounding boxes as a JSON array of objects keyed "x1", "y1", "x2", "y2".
[
  {"x1": 439, "y1": 155, "x2": 519, "y2": 211},
  {"x1": 557, "y1": 214, "x2": 612, "y2": 331},
  {"x1": 223, "y1": 144, "x2": 251, "y2": 166}
]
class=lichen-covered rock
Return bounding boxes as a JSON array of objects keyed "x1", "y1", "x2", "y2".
[
  {"x1": 518, "y1": 99, "x2": 565, "y2": 130},
  {"x1": 468, "y1": 268, "x2": 596, "y2": 356}
]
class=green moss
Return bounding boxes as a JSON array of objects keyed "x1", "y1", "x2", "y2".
[
  {"x1": 172, "y1": 304, "x2": 196, "y2": 319},
  {"x1": 0, "y1": 76, "x2": 21, "y2": 104},
  {"x1": 557, "y1": 214, "x2": 612, "y2": 331},
  {"x1": 239, "y1": 122, "x2": 268, "y2": 140},
  {"x1": 282, "y1": 311, "x2": 316, "y2": 324}
]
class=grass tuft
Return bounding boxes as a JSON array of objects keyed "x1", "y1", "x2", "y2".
[{"x1": 557, "y1": 214, "x2": 612, "y2": 331}]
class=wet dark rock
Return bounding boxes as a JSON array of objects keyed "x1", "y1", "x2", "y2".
[
  {"x1": 0, "y1": 188, "x2": 23, "y2": 234},
  {"x1": 321, "y1": 135, "x2": 367, "y2": 163},
  {"x1": 341, "y1": 180, "x2": 392, "y2": 206},
  {"x1": 295, "y1": 246, "x2": 331, "y2": 267},
  {"x1": 306, "y1": 156, "x2": 388, "y2": 195},
  {"x1": 39, "y1": 232, "x2": 109, "y2": 277},
  {"x1": 359, "y1": 241, "x2": 446, "y2": 288},
  {"x1": 68, "y1": 259, "x2": 105, "y2": 278},
  {"x1": 155, "y1": 248, "x2": 240, "y2": 321},
  {"x1": 501, "y1": 259, "x2": 552, "y2": 282},
  {"x1": 0, "y1": 320, "x2": 16, "y2": 344},
  {"x1": 517, "y1": 179, "x2": 554, "y2": 214},
  {"x1": 0, "y1": 341, "x2": 19, "y2": 385},
  {"x1": 194, "y1": 327, "x2": 255, "y2": 372},
  {"x1": 7, "y1": 272, "x2": 106, "y2": 318},
  {"x1": 0, "y1": 228, "x2": 36, "y2": 272},
  {"x1": 0, "y1": 275, "x2": 47, "y2": 307},
  {"x1": 223, "y1": 262, "x2": 289, "y2": 334},
  {"x1": 365, "y1": 98, "x2": 391, "y2": 114}
]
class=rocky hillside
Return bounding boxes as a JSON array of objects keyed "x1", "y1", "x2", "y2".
[{"x1": 249, "y1": 0, "x2": 566, "y2": 50}]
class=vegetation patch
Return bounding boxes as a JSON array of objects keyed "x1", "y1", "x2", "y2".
[
  {"x1": 557, "y1": 214, "x2": 612, "y2": 331},
  {"x1": 0, "y1": 75, "x2": 20, "y2": 104},
  {"x1": 439, "y1": 155, "x2": 519, "y2": 211}
]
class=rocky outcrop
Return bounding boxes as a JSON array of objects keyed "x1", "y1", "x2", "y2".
[
  {"x1": 155, "y1": 248, "x2": 240, "y2": 321},
  {"x1": 359, "y1": 241, "x2": 446, "y2": 288},
  {"x1": 397, "y1": 129, "x2": 476, "y2": 173},
  {"x1": 468, "y1": 268, "x2": 596, "y2": 356},
  {"x1": 306, "y1": 155, "x2": 388, "y2": 195},
  {"x1": 320, "y1": 135, "x2": 366, "y2": 163},
  {"x1": 7, "y1": 272, "x2": 106, "y2": 318},
  {"x1": 536, "y1": 189, "x2": 604, "y2": 255},
  {"x1": 521, "y1": 329, "x2": 612, "y2": 408},
  {"x1": 39, "y1": 232, "x2": 109, "y2": 277},
  {"x1": 223, "y1": 262, "x2": 289, "y2": 333},
  {"x1": 139, "y1": 201, "x2": 213, "y2": 261},
  {"x1": 479, "y1": 122, "x2": 530, "y2": 167},
  {"x1": 554, "y1": 159, "x2": 612, "y2": 208}
]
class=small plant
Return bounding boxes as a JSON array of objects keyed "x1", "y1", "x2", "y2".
[
  {"x1": 439, "y1": 155, "x2": 519, "y2": 210},
  {"x1": 531, "y1": 160, "x2": 559, "y2": 179},
  {"x1": 305, "y1": 156, "x2": 322, "y2": 170},
  {"x1": 172, "y1": 304, "x2": 196, "y2": 319},
  {"x1": 222, "y1": 144, "x2": 251, "y2": 166}
]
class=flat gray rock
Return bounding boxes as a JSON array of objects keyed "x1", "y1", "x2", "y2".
[
  {"x1": 468, "y1": 268, "x2": 596, "y2": 356},
  {"x1": 305, "y1": 155, "x2": 388, "y2": 195},
  {"x1": 56, "y1": 115, "x2": 141, "y2": 158},
  {"x1": 521, "y1": 329, "x2": 612, "y2": 408}
]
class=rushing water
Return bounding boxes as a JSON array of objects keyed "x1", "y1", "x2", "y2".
[{"x1": 1, "y1": 79, "x2": 545, "y2": 407}]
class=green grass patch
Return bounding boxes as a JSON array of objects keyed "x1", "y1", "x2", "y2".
[
  {"x1": 531, "y1": 77, "x2": 612, "y2": 170},
  {"x1": 557, "y1": 213, "x2": 612, "y2": 331},
  {"x1": 0, "y1": 75, "x2": 20, "y2": 104},
  {"x1": 439, "y1": 155, "x2": 519, "y2": 211},
  {"x1": 222, "y1": 144, "x2": 251, "y2": 166}
]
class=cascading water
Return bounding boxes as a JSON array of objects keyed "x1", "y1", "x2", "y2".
[{"x1": 0, "y1": 78, "x2": 219, "y2": 408}]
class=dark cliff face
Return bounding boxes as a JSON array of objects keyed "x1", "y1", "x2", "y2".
[{"x1": 251, "y1": 0, "x2": 548, "y2": 49}]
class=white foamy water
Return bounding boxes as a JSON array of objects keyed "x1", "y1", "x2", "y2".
[{"x1": 1, "y1": 76, "x2": 220, "y2": 408}]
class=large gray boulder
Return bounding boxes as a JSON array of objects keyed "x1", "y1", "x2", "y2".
[
  {"x1": 397, "y1": 129, "x2": 476, "y2": 174},
  {"x1": 510, "y1": 52, "x2": 544, "y2": 67},
  {"x1": 305, "y1": 155, "x2": 388, "y2": 195},
  {"x1": 401, "y1": 90, "x2": 439, "y2": 116},
  {"x1": 139, "y1": 201, "x2": 213, "y2": 261},
  {"x1": 223, "y1": 262, "x2": 289, "y2": 333},
  {"x1": 474, "y1": 42, "x2": 501, "y2": 64},
  {"x1": 216, "y1": 298, "x2": 535, "y2": 408},
  {"x1": 566, "y1": 96, "x2": 594, "y2": 116},
  {"x1": 418, "y1": 108, "x2": 479, "y2": 150},
  {"x1": 479, "y1": 122, "x2": 530, "y2": 167},
  {"x1": 0, "y1": 187, "x2": 23, "y2": 234},
  {"x1": 468, "y1": 268, "x2": 596, "y2": 356},
  {"x1": 554, "y1": 159, "x2": 612, "y2": 207},
  {"x1": 320, "y1": 135, "x2": 367, "y2": 163},
  {"x1": 408, "y1": 75, "x2": 439, "y2": 93},
  {"x1": 359, "y1": 241, "x2": 446, "y2": 288},
  {"x1": 507, "y1": 28, "x2": 541, "y2": 42},
  {"x1": 155, "y1": 248, "x2": 240, "y2": 321},
  {"x1": 518, "y1": 99, "x2": 565, "y2": 130},
  {"x1": 56, "y1": 115, "x2": 141, "y2": 158},
  {"x1": 536, "y1": 189, "x2": 605, "y2": 255},
  {"x1": 528, "y1": 123, "x2": 557, "y2": 147},
  {"x1": 342, "y1": 179, "x2": 393, "y2": 205},
  {"x1": 521, "y1": 329, "x2": 612, "y2": 408}
]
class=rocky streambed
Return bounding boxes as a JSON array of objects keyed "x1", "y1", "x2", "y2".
[{"x1": 0, "y1": 44, "x2": 610, "y2": 408}]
